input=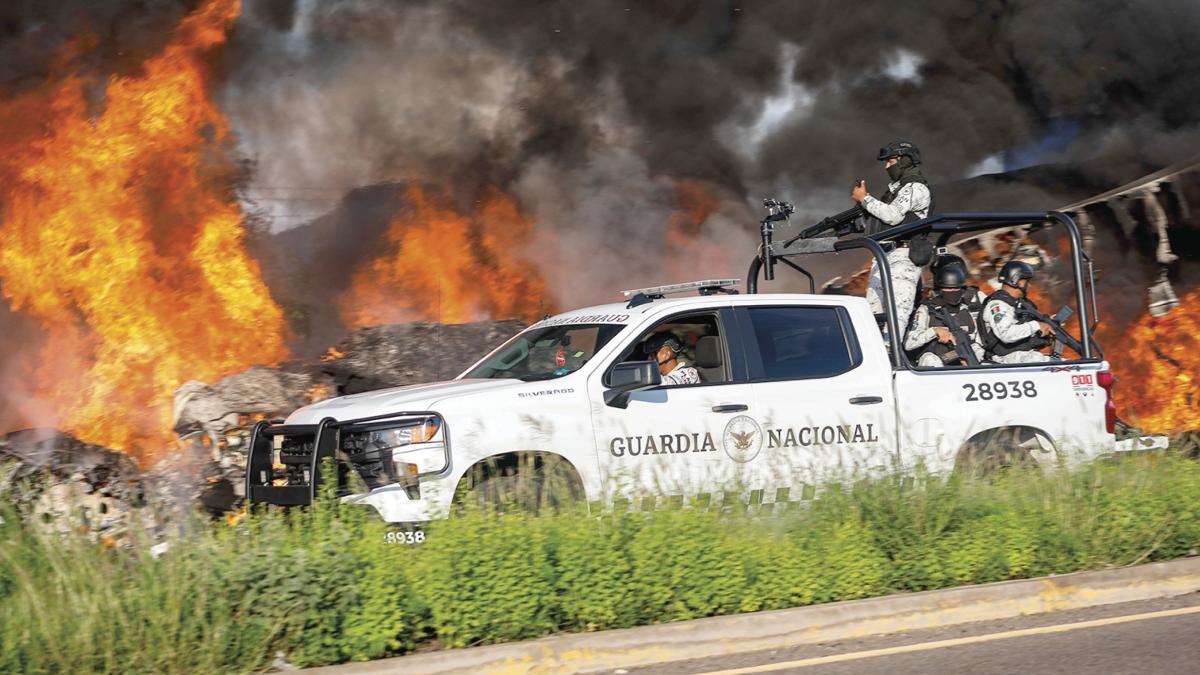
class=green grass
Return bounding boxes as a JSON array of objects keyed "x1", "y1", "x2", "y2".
[{"x1": 2, "y1": 454, "x2": 1199, "y2": 672}]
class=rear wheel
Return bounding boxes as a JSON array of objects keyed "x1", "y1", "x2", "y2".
[{"x1": 956, "y1": 427, "x2": 1053, "y2": 476}]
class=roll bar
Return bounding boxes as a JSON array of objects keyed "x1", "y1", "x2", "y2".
[{"x1": 746, "y1": 211, "x2": 1100, "y2": 367}]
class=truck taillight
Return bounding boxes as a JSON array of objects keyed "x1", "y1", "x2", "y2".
[{"x1": 1097, "y1": 370, "x2": 1117, "y2": 434}]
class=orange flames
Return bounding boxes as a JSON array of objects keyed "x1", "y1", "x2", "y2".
[
  {"x1": 340, "y1": 185, "x2": 549, "y2": 326},
  {"x1": 0, "y1": 0, "x2": 287, "y2": 460},
  {"x1": 664, "y1": 179, "x2": 737, "y2": 281},
  {"x1": 1108, "y1": 290, "x2": 1200, "y2": 433}
]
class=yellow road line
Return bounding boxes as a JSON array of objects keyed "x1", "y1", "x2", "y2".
[{"x1": 697, "y1": 604, "x2": 1200, "y2": 674}]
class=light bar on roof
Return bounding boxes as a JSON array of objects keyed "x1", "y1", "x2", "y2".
[{"x1": 620, "y1": 279, "x2": 741, "y2": 298}]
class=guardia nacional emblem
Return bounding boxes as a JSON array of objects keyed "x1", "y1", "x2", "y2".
[{"x1": 722, "y1": 415, "x2": 763, "y2": 463}]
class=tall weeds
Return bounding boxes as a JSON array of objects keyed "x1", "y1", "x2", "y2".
[{"x1": 1, "y1": 455, "x2": 1197, "y2": 672}]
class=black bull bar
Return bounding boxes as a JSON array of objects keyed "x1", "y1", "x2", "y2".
[{"x1": 245, "y1": 411, "x2": 450, "y2": 507}]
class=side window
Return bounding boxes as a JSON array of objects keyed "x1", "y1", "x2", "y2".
[
  {"x1": 746, "y1": 307, "x2": 858, "y2": 380},
  {"x1": 614, "y1": 313, "x2": 729, "y2": 385}
]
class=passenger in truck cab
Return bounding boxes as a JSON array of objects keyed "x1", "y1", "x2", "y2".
[
  {"x1": 978, "y1": 261, "x2": 1055, "y2": 364},
  {"x1": 642, "y1": 331, "x2": 701, "y2": 386}
]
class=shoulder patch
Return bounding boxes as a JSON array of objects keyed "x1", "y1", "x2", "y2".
[{"x1": 992, "y1": 312, "x2": 1003, "y2": 323}]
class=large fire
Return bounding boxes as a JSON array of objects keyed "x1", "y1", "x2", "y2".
[
  {"x1": 340, "y1": 185, "x2": 549, "y2": 326},
  {"x1": 1109, "y1": 289, "x2": 1200, "y2": 433},
  {"x1": 0, "y1": 0, "x2": 288, "y2": 460},
  {"x1": 665, "y1": 179, "x2": 738, "y2": 281}
]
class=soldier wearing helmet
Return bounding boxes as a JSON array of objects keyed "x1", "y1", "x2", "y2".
[
  {"x1": 978, "y1": 261, "x2": 1055, "y2": 364},
  {"x1": 931, "y1": 253, "x2": 987, "y2": 310},
  {"x1": 905, "y1": 265, "x2": 984, "y2": 367},
  {"x1": 857, "y1": 141, "x2": 935, "y2": 335},
  {"x1": 852, "y1": 141, "x2": 933, "y2": 228},
  {"x1": 642, "y1": 331, "x2": 700, "y2": 386}
]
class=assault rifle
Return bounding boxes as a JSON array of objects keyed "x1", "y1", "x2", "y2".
[
  {"x1": 1017, "y1": 305, "x2": 1082, "y2": 360},
  {"x1": 932, "y1": 306, "x2": 981, "y2": 366},
  {"x1": 780, "y1": 180, "x2": 869, "y2": 246},
  {"x1": 791, "y1": 204, "x2": 865, "y2": 241}
]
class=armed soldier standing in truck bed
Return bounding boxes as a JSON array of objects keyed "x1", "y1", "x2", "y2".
[
  {"x1": 979, "y1": 261, "x2": 1055, "y2": 364},
  {"x1": 853, "y1": 141, "x2": 934, "y2": 334}
]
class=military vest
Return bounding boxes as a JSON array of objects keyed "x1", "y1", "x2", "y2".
[
  {"x1": 920, "y1": 296, "x2": 976, "y2": 364},
  {"x1": 863, "y1": 174, "x2": 934, "y2": 237},
  {"x1": 977, "y1": 289, "x2": 1047, "y2": 356}
]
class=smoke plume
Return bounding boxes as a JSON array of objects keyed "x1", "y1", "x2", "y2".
[{"x1": 222, "y1": 1, "x2": 1200, "y2": 314}]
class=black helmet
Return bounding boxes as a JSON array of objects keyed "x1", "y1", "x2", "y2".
[
  {"x1": 932, "y1": 253, "x2": 967, "y2": 274},
  {"x1": 642, "y1": 331, "x2": 683, "y2": 356},
  {"x1": 877, "y1": 140, "x2": 921, "y2": 164},
  {"x1": 934, "y1": 265, "x2": 967, "y2": 290},
  {"x1": 998, "y1": 260, "x2": 1036, "y2": 287}
]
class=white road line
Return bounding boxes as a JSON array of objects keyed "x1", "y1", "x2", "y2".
[{"x1": 696, "y1": 604, "x2": 1200, "y2": 674}]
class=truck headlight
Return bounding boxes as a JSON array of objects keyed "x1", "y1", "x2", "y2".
[{"x1": 342, "y1": 417, "x2": 445, "y2": 490}]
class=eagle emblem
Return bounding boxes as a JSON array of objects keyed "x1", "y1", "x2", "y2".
[
  {"x1": 730, "y1": 431, "x2": 756, "y2": 450},
  {"x1": 722, "y1": 415, "x2": 763, "y2": 463}
]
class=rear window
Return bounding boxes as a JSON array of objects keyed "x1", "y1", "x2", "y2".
[{"x1": 746, "y1": 307, "x2": 857, "y2": 379}]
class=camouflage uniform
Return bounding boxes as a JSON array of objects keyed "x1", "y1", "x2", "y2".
[
  {"x1": 864, "y1": 179, "x2": 932, "y2": 332},
  {"x1": 982, "y1": 297, "x2": 1050, "y2": 364},
  {"x1": 662, "y1": 361, "x2": 701, "y2": 386},
  {"x1": 905, "y1": 303, "x2": 985, "y2": 367}
]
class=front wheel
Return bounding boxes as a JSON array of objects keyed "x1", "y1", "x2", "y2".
[{"x1": 456, "y1": 454, "x2": 584, "y2": 515}]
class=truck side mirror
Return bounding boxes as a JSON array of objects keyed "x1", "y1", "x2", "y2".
[{"x1": 604, "y1": 361, "x2": 662, "y2": 409}]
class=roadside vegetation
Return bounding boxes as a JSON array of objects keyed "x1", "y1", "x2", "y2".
[{"x1": 2, "y1": 454, "x2": 1199, "y2": 673}]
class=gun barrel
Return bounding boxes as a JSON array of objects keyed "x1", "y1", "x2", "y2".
[{"x1": 798, "y1": 205, "x2": 864, "y2": 240}]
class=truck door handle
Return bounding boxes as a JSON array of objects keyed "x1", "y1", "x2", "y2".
[
  {"x1": 849, "y1": 396, "x2": 883, "y2": 405},
  {"x1": 712, "y1": 404, "x2": 749, "y2": 413}
]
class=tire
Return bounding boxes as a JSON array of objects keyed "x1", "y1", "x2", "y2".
[
  {"x1": 956, "y1": 427, "x2": 1042, "y2": 477},
  {"x1": 458, "y1": 454, "x2": 584, "y2": 514}
]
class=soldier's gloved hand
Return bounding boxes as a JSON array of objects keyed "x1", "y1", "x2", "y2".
[
  {"x1": 851, "y1": 179, "x2": 868, "y2": 203},
  {"x1": 934, "y1": 327, "x2": 955, "y2": 344}
]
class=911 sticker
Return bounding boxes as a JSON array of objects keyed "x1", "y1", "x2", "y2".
[
  {"x1": 963, "y1": 381, "x2": 1037, "y2": 401},
  {"x1": 1071, "y1": 373, "x2": 1096, "y2": 397}
]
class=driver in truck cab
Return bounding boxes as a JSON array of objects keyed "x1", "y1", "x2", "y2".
[
  {"x1": 979, "y1": 261, "x2": 1055, "y2": 364},
  {"x1": 642, "y1": 331, "x2": 700, "y2": 386}
]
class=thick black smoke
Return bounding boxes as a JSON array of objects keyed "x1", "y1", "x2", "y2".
[
  {"x1": 0, "y1": 1, "x2": 198, "y2": 95},
  {"x1": 3, "y1": 0, "x2": 1200, "y2": 350},
  {"x1": 221, "y1": 0, "x2": 1200, "y2": 319}
]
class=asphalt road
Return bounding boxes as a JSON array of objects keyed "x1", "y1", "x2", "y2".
[{"x1": 625, "y1": 593, "x2": 1200, "y2": 675}]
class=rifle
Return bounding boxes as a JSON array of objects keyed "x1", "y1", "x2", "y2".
[
  {"x1": 932, "y1": 305, "x2": 981, "y2": 366},
  {"x1": 779, "y1": 179, "x2": 870, "y2": 246},
  {"x1": 789, "y1": 204, "x2": 865, "y2": 242},
  {"x1": 1017, "y1": 305, "x2": 1082, "y2": 359}
]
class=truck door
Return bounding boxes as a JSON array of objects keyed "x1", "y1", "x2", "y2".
[
  {"x1": 736, "y1": 303, "x2": 898, "y2": 496},
  {"x1": 587, "y1": 307, "x2": 756, "y2": 505}
]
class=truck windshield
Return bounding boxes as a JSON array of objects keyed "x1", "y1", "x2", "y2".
[{"x1": 463, "y1": 323, "x2": 626, "y2": 381}]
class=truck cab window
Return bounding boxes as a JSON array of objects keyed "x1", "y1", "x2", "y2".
[
  {"x1": 465, "y1": 323, "x2": 625, "y2": 381},
  {"x1": 746, "y1": 307, "x2": 859, "y2": 380},
  {"x1": 618, "y1": 313, "x2": 728, "y2": 384}
]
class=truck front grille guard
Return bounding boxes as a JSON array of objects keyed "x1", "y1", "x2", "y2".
[{"x1": 245, "y1": 411, "x2": 451, "y2": 507}]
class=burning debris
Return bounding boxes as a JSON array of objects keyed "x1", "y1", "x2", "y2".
[
  {"x1": 0, "y1": 429, "x2": 144, "y2": 537},
  {"x1": 163, "y1": 319, "x2": 525, "y2": 510},
  {"x1": 317, "y1": 319, "x2": 526, "y2": 394}
]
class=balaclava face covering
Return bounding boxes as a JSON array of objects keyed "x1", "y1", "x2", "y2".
[{"x1": 887, "y1": 155, "x2": 916, "y2": 182}]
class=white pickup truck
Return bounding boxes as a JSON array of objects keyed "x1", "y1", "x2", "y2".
[{"x1": 245, "y1": 212, "x2": 1163, "y2": 523}]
